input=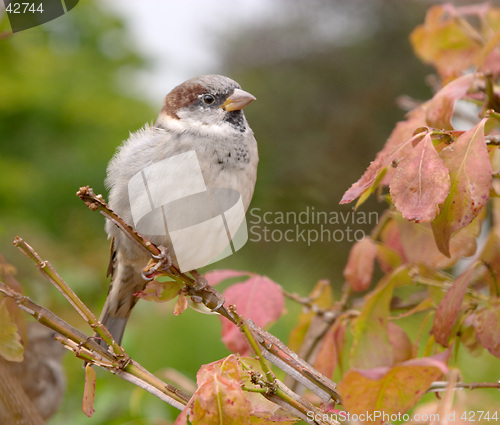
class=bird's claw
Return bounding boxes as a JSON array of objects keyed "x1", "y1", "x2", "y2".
[
  {"x1": 142, "y1": 246, "x2": 172, "y2": 280},
  {"x1": 188, "y1": 272, "x2": 225, "y2": 313},
  {"x1": 141, "y1": 270, "x2": 154, "y2": 281}
]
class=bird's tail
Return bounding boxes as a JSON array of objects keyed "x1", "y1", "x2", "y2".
[{"x1": 98, "y1": 256, "x2": 147, "y2": 347}]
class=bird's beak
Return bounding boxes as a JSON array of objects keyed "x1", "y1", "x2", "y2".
[{"x1": 221, "y1": 89, "x2": 256, "y2": 111}]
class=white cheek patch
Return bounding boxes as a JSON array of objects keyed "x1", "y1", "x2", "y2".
[{"x1": 171, "y1": 108, "x2": 231, "y2": 136}]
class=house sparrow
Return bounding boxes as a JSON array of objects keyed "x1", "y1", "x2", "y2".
[{"x1": 100, "y1": 75, "x2": 258, "y2": 345}]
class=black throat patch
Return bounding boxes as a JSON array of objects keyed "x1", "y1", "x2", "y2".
[{"x1": 224, "y1": 110, "x2": 246, "y2": 133}]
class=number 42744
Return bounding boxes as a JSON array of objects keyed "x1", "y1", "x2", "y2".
[
  {"x1": 6, "y1": 3, "x2": 44, "y2": 13},
  {"x1": 461, "y1": 411, "x2": 499, "y2": 421}
]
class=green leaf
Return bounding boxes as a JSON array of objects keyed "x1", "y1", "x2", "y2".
[
  {"x1": 0, "y1": 299, "x2": 24, "y2": 362},
  {"x1": 350, "y1": 267, "x2": 412, "y2": 369},
  {"x1": 135, "y1": 280, "x2": 181, "y2": 302},
  {"x1": 473, "y1": 302, "x2": 500, "y2": 358}
]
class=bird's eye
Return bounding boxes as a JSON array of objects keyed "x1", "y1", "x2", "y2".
[{"x1": 202, "y1": 94, "x2": 215, "y2": 105}]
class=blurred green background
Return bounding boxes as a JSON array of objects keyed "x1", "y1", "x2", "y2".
[{"x1": 1, "y1": 1, "x2": 498, "y2": 424}]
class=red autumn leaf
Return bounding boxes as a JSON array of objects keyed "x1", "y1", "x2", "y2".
[
  {"x1": 390, "y1": 133, "x2": 451, "y2": 222},
  {"x1": 343, "y1": 237, "x2": 378, "y2": 292},
  {"x1": 381, "y1": 105, "x2": 429, "y2": 186},
  {"x1": 397, "y1": 215, "x2": 480, "y2": 269},
  {"x1": 432, "y1": 264, "x2": 477, "y2": 346},
  {"x1": 425, "y1": 74, "x2": 475, "y2": 130},
  {"x1": 176, "y1": 356, "x2": 299, "y2": 425},
  {"x1": 376, "y1": 217, "x2": 406, "y2": 272},
  {"x1": 339, "y1": 354, "x2": 447, "y2": 425},
  {"x1": 410, "y1": 5, "x2": 481, "y2": 79},
  {"x1": 476, "y1": 27, "x2": 500, "y2": 75},
  {"x1": 431, "y1": 119, "x2": 491, "y2": 256},
  {"x1": 339, "y1": 153, "x2": 388, "y2": 206},
  {"x1": 179, "y1": 358, "x2": 252, "y2": 425},
  {"x1": 340, "y1": 111, "x2": 425, "y2": 206},
  {"x1": 351, "y1": 267, "x2": 412, "y2": 369},
  {"x1": 221, "y1": 275, "x2": 284, "y2": 355},
  {"x1": 313, "y1": 319, "x2": 347, "y2": 379},
  {"x1": 204, "y1": 269, "x2": 251, "y2": 286},
  {"x1": 174, "y1": 293, "x2": 188, "y2": 316},
  {"x1": 473, "y1": 303, "x2": 500, "y2": 358},
  {"x1": 82, "y1": 364, "x2": 96, "y2": 418},
  {"x1": 196, "y1": 354, "x2": 242, "y2": 385}
]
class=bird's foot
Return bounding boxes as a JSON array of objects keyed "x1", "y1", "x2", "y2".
[
  {"x1": 189, "y1": 270, "x2": 225, "y2": 312},
  {"x1": 141, "y1": 246, "x2": 172, "y2": 280}
]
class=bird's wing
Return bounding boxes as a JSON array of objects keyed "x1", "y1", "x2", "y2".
[{"x1": 106, "y1": 236, "x2": 116, "y2": 279}]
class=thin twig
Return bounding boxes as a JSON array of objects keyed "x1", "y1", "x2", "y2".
[
  {"x1": 77, "y1": 186, "x2": 341, "y2": 405},
  {"x1": 232, "y1": 306, "x2": 275, "y2": 384},
  {"x1": 428, "y1": 380, "x2": 500, "y2": 392},
  {"x1": 77, "y1": 186, "x2": 162, "y2": 259},
  {"x1": 246, "y1": 320, "x2": 340, "y2": 404}
]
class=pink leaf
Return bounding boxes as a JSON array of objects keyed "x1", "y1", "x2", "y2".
[
  {"x1": 426, "y1": 74, "x2": 475, "y2": 129},
  {"x1": 82, "y1": 364, "x2": 96, "y2": 417},
  {"x1": 343, "y1": 237, "x2": 378, "y2": 292},
  {"x1": 473, "y1": 303, "x2": 500, "y2": 358},
  {"x1": 220, "y1": 275, "x2": 284, "y2": 355},
  {"x1": 313, "y1": 319, "x2": 347, "y2": 379},
  {"x1": 432, "y1": 119, "x2": 491, "y2": 256},
  {"x1": 376, "y1": 217, "x2": 407, "y2": 272},
  {"x1": 397, "y1": 215, "x2": 480, "y2": 269},
  {"x1": 432, "y1": 264, "x2": 477, "y2": 346},
  {"x1": 176, "y1": 356, "x2": 299, "y2": 424},
  {"x1": 181, "y1": 356, "x2": 252, "y2": 425},
  {"x1": 341, "y1": 106, "x2": 428, "y2": 206},
  {"x1": 204, "y1": 269, "x2": 252, "y2": 286},
  {"x1": 390, "y1": 133, "x2": 450, "y2": 222}
]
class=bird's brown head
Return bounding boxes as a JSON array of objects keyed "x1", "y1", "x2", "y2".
[{"x1": 156, "y1": 75, "x2": 256, "y2": 131}]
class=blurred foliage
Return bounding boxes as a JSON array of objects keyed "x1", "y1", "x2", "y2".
[
  {"x1": 1, "y1": 0, "x2": 481, "y2": 424},
  {"x1": 0, "y1": 0, "x2": 154, "y2": 296}
]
